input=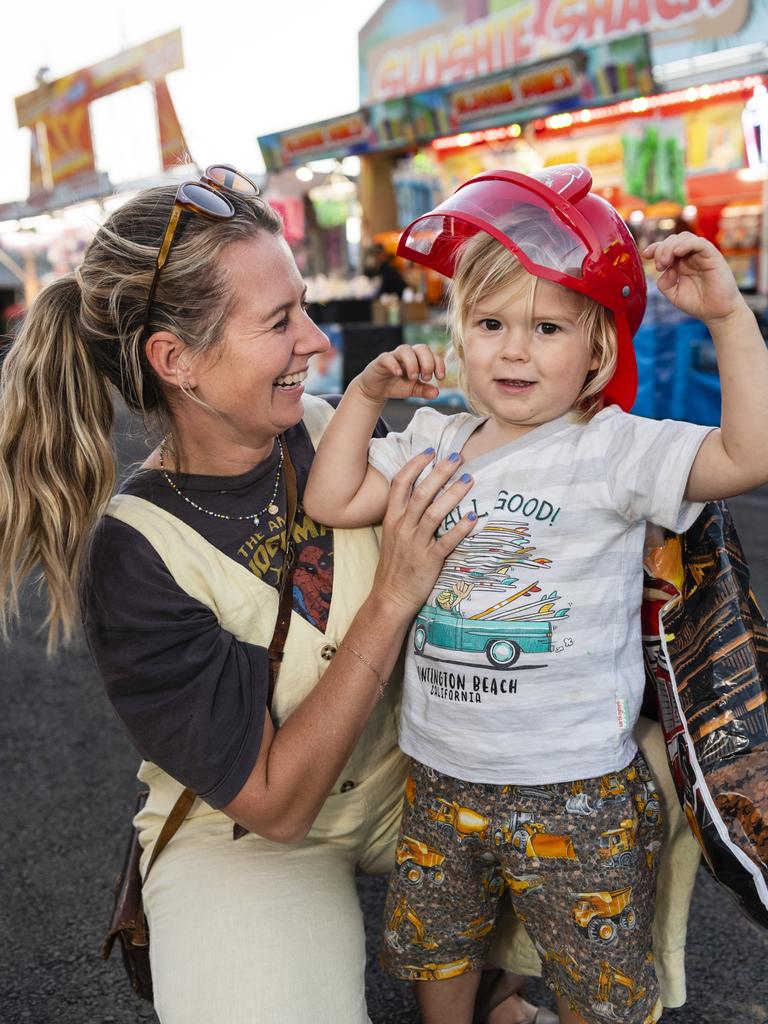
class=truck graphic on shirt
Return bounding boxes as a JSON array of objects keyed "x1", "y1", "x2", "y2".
[{"x1": 413, "y1": 519, "x2": 569, "y2": 668}]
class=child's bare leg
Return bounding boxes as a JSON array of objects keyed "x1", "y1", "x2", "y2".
[
  {"x1": 414, "y1": 969, "x2": 483, "y2": 1024},
  {"x1": 555, "y1": 995, "x2": 587, "y2": 1024}
]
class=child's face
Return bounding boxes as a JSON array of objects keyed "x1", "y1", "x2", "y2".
[{"x1": 462, "y1": 276, "x2": 598, "y2": 441}]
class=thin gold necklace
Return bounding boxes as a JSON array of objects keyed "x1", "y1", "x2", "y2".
[{"x1": 158, "y1": 436, "x2": 283, "y2": 526}]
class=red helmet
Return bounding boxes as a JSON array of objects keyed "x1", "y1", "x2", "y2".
[{"x1": 397, "y1": 165, "x2": 646, "y2": 410}]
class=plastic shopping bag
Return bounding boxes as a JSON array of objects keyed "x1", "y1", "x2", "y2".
[{"x1": 642, "y1": 501, "x2": 768, "y2": 930}]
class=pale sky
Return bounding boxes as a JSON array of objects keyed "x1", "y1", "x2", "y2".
[{"x1": 2, "y1": 0, "x2": 383, "y2": 204}]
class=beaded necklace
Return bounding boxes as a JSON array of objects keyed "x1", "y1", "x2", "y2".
[{"x1": 158, "y1": 435, "x2": 283, "y2": 526}]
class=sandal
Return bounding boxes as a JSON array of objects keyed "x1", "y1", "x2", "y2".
[{"x1": 473, "y1": 969, "x2": 559, "y2": 1024}]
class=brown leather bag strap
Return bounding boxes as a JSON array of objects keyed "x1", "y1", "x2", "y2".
[
  {"x1": 121, "y1": 785, "x2": 195, "y2": 949},
  {"x1": 143, "y1": 786, "x2": 196, "y2": 880},
  {"x1": 233, "y1": 439, "x2": 298, "y2": 841},
  {"x1": 267, "y1": 436, "x2": 298, "y2": 708},
  {"x1": 145, "y1": 437, "x2": 299, "y2": 853}
]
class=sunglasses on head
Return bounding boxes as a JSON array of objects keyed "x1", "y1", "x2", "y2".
[{"x1": 142, "y1": 164, "x2": 260, "y2": 338}]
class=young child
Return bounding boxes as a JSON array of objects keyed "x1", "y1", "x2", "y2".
[{"x1": 303, "y1": 165, "x2": 768, "y2": 1024}]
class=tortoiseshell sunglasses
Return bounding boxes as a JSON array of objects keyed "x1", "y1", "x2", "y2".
[{"x1": 142, "y1": 164, "x2": 260, "y2": 337}]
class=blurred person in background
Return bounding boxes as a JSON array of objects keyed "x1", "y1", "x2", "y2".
[{"x1": 365, "y1": 240, "x2": 408, "y2": 298}]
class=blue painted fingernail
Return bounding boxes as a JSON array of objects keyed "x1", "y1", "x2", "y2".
[
  {"x1": 460, "y1": 473, "x2": 471, "y2": 483},
  {"x1": 468, "y1": 512, "x2": 478, "y2": 521},
  {"x1": 422, "y1": 447, "x2": 435, "y2": 455},
  {"x1": 448, "y1": 451, "x2": 460, "y2": 462}
]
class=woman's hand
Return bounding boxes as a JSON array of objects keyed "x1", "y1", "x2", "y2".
[
  {"x1": 643, "y1": 232, "x2": 745, "y2": 326},
  {"x1": 226, "y1": 450, "x2": 477, "y2": 842},
  {"x1": 356, "y1": 344, "x2": 445, "y2": 405},
  {"x1": 372, "y1": 448, "x2": 475, "y2": 617}
]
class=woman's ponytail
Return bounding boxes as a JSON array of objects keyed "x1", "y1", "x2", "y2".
[
  {"x1": 0, "y1": 274, "x2": 115, "y2": 651},
  {"x1": 0, "y1": 179, "x2": 283, "y2": 652}
]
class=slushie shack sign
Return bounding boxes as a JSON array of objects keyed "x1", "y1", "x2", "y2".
[
  {"x1": 360, "y1": 0, "x2": 761, "y2": 102},
  {"x1": 259, "y1": 33, "x2": 653, "y2": 170}
]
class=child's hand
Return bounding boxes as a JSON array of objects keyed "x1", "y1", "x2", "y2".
[
  {"x1": 356, "y1": 344, "x2": 445, "y2": 403},
  {"x1": 643, "y1": 233, "x2": 743, "y2": 325}
]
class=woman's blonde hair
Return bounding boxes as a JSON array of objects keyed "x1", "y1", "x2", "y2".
[
  {"x1": 447, "y1": 229, "x2": 618, "y2": 419},
  {"x1": 0, "y1": 184, "x2": 282, "y2": 651}
]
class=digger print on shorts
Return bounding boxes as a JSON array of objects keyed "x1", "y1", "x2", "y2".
[
  {"x1": 598, "y1": 818, "x2": 640, "y2": 869},
  {"x1": 395, "y1": 836, "x2": 446, "y2": 887},
  {"x1": 538, "y1": 942, "x2": 654, "y2": 1022},
  {"x1": 381, "y1": 756, "x2": 664, "y2": 1023},
  {"x1": 398, "y1": 958, "x2": 474, "y2": 982},
  {"x1": 571, "y1": 887, "x2": 638, "y2": 946},
  {"x1": 566, "y1": 773, "x2": 627, "y2": 816},
  {"x1": 626, "y1": 764, "x2": 662, "y2": 825},
  {"x1": 542, "y1": 947, "x2": 582, "y2": 995},
  {"x1": 384, "y1": 896, "x2": 439, "y2": 954},
  {"x1": 412, "y1": 520, "x2": 570, "y2": 670},
  {"x1": 503, "y1": 870, "x2": 545, "y2": 896},
  {"x1": 426, "y1": 797, "x2": 491, "y2": 843},
  {"x1": 492, "y1": 812, "x2": 578, "y2": 863},
  {"x1": 595, "y1": 958, "x2": 648, "y2": 1019}
]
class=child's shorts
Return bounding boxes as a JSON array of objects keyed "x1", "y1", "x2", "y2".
[{"x1": 380, "y1": 754, "x2": 663, "y2": 1023}]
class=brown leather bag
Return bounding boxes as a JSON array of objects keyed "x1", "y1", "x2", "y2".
[
  {"x1": 101, "y1": 787, "x2": 195, "y2": 1000},
  {"x1": 101, "y1": 440, "x2": 298, "y2": 1000}
]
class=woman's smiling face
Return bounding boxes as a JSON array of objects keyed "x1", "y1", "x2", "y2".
[
  {"x1": 461, "y1": 274, "x2": 599, "y2": 444},
  {"x1": 189, "y1": 232, "x2": 330, "y2": 447}
]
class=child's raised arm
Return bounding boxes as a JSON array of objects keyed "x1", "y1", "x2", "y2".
[
  {"x1": 644, "y1": 232, "x2": 768, "y2": 501},
  {"x1": 304, "y1": 344, "x2": 445, "y2": 527}
]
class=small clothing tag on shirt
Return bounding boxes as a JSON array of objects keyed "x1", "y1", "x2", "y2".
[{"x1": 616, "y1": 698, "x2": 630, "y2": 730}]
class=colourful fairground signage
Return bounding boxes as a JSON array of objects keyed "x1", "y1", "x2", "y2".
[
  {"x1": 259, "y1": 32, "x2": 653, "y2": 170},
  {"x1": 359, "y1": 0, "x2": 766, "y2": 104},
  {"x1": 14, "y1": 30, "x2": 189, "y2": 202}
]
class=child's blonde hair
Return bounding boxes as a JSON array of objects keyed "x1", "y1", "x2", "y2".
[{"x1": 447, "y1": 230, "x2": 618, "y2": 421}]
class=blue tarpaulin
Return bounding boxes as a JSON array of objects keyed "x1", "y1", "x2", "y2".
[{"x1": 631, "y1": 316, "x2": 721, "y2": 426}]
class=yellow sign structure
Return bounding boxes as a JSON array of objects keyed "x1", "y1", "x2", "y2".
[{"x1": 15, "y1": 30, "x2": 189, "y2": 198}]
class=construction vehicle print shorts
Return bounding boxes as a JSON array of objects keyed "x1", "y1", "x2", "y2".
[{"x1": 380, "y1": 753, "x2": 663, "y2": 1023}]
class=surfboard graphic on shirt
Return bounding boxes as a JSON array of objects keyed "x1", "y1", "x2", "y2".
[{"x1": 412, "y1": 520, "x2": 570, "y2": 670}]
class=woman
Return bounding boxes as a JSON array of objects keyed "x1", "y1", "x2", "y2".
[{"x1": 0, "y1": 167, "x2": 553, "y2": 1024}]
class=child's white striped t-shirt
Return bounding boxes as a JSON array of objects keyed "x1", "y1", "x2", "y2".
[{"x1": 368, "y1": 405, "x2": 713, "y2": 783}]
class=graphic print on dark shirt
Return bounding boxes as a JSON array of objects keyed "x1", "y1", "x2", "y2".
[
  {"x1": 115, "y1": 423, "x2": 336, "y2": 634},
  {"x1": 232, "y1": 505, "x2": 334, "y2": 632}
]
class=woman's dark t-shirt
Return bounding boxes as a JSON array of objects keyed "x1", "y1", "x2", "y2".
[{"x1": 82, "y1": 408, "x2": 386, "y2": 808}]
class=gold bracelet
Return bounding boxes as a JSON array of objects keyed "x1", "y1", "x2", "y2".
[{"x1": 338, "y1": 641, "x2": 388, "y2": 699}]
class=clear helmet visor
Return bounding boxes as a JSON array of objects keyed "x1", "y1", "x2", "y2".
[
  {"x1": 399, "y1": 177, "x2": 593, "y2": 281},
  {"x1": 397, "y1": 165, "x2": 645, "y2": 413}
]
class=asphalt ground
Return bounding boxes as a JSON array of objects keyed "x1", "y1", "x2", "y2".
[{"x1": 2, "y1": 399, "x2": 768, "y2": 1024}]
